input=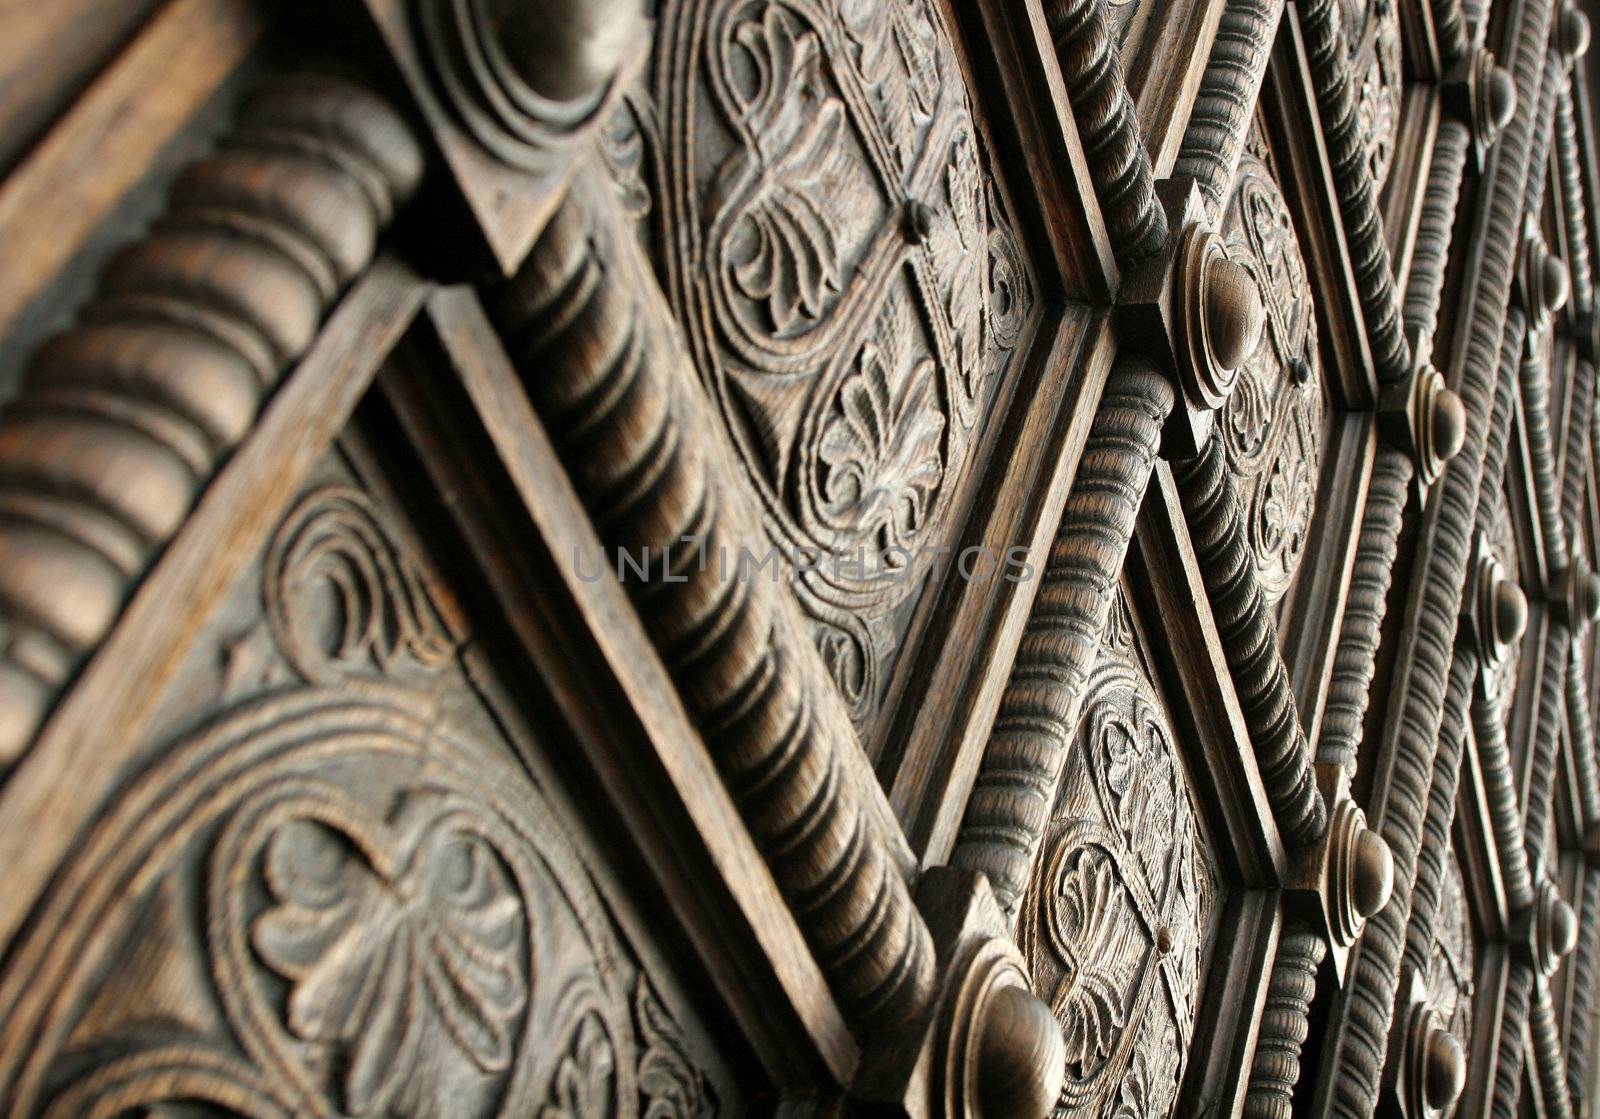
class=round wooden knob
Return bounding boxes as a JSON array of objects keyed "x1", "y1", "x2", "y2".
[
  {"x1": 1581, "y1": 571, "x2": 1600, "y2": 623},
  {"x1": 1560, "y1": 5, "x2": 1592, "y2": 59},
  {"x1": 979, "y1": 985, "x2": 1065, "y2": 1119},
  {"x1": 1430, "y1": 386, "x2": 1467, "y2": 466},
  {"x1": 1542, "y1": 253, "x2": 1572, "y2": 317},
  {"x1": 1352, "y1": 827, "x2": 1395, "y2": 920},
  {"x1": 483, "y1": 0, "x2": 644, "y2": 102},
  {"x1": 1486, "y1": 62, "x2": 1518, "y2": 132},
  {"x1": 1422, "y1": 1025, "x2": 1467, "y2": 1114},
  {"x1": 1550, "y1": 896, "x2": 1579, "y2": 960},
  {"x1": 1204, "y1": 256, "x2": 1265, "y2": 374},
  {"x1": 1493, "y1": 580, "x2": 1528, "y2": 648}
]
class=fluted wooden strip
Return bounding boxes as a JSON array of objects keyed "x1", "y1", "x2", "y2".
[
  {"x1": 1524, "y1": 626, "x2": 1570, "y2": 876},
  {"x1": 1475, "y1": 678, "x2": 1538, "y2": 912},
  {"x1": 1403, "y1": 354, "x2": 1516, "y2": 971},
  {"x1": 1312, "y1": 0, "x2": 1555, "y2": 1098},
  {"x1": 1524, "y1": 347, "x2": 1571, "y2": 586},
  {"x1": 496, "y1": 185, "x2": 934, "y2": 1031},
  {"x1": 1402, "y1": 650, "x2": 1477, "y2": 980},
  {"x1": 953, "y1": 360, "x2": 1173, "y2": 914},
  {"x1": 1562, "y1": 357, "x2": 1594, "y2": 524},
  {"x1": 1563, "y1": 656, "x2": 1600, "y2": 831},
  {"x1": 1532, "y1": 979, "x2": 1578, "y2": 1119},
  {"x1": 1045, "y1": 0, "x2": 1168, "y2": 262},
  {"x1": 1555, "y1": 69, "x2": 1594, "y2": 313},
  {"x1": 1319, "y1": 447, "x2": 1411, "y2": 772},
  {"x1": 0, "y1": 75, "x2": 422, "y2": 769},
  {"x1": 1297, "y1": 0, "x2": 1411, "y2": 383},
  {"x1": 1489, "y1": 960, "x2": 1536, "y2": 1119},
  {"x1": 1567, "y1": 869, "x2": 1600, "y2": 1110},
  {"x1": 1244, "y1": 918, "x2": 1326, "y2": 1119},
  {"x1": 1405, "y1": 119, "x2": 1472, "y2": 343},
  {"x1": 1172, "y1": 438, "x2": 1327, "y2": 847},
  {"x1": 1175, "y1": 0, "x2": 1285, "y2": 222}
]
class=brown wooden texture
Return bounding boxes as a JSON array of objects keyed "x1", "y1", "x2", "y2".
[{"x1": 0, "y1": 0, "x2": 1592, "y2": 1117}]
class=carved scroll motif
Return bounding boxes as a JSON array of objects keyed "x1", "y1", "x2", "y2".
[
  {"x1": 0, "y1": 480, "x2": 723, "y2": 1119},
  {"x1": 0, "y1": 75, "x2": 423, "y2": 769},
  {"x1": 1349, "y1": 0, "x2": 1404, "y2": 188},
  {"x1": 642, "y1": 0, "x2": 1036, "y2": 730},
  {"x1": 1219, "y1": 145, "x2": 1325, "y2": 605},
  {"x1": 1017, "y1": 621, "x2": 1216, "y2": 1119}
]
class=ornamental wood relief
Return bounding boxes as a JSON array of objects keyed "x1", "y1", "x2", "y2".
[
  {"x1": 603, "y1": 0, "x2": 1038, "y2": 733},
  {"x1": 0, "y1": 443, "x2": 732, "y2": 1119},
  {"x1": 1219, "y1": 135, "x2": 1326, "y2": 608},
  {"x1": 1017, "y1": 592, "x2": 1217, "y2": 1119},
  {"x1": 2, "y1": 1, "x2": 1600, "y2": 1119}
]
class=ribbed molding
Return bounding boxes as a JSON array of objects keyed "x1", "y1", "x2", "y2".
[
  {"x1": 1402, "y1": 650, "x2": 1477, "y2": 980},
  {"x1": 1532, "y1": 979, "x2": 1578, "y2": 1119},
  {"x1": 496, "y1": 185, "x2": 935, "y2": 1031},
  {"x1": 1567, "y1": 869, "x2": 1600, "y2": 1111},
  {"x1": 1318, "y1": 447, "x2": 1411, "y2": 772},
  {"x1": 953, "y1": 360, "x2": 1174, "y2": 914},
  {"x1": 1173, "y1": 439, "x2": 1326, "y2": 847},
  {"x1": 1308, "y1": 0, "x2": 1557, "y2": 1100},
  {"x1": 1044, "y1": 0, "x2": 1169, "y2": 262},
  {"x1": 1244, "y1": 918, "x2": 1327, "y2": 1119},
  {"x1": 0, "y1": 76, "x2": 423, "y2": 770},
  {"x1": 1295, "y1": 0, "x2": 1411, "y2": 383},
  {"x1": 1405, "y1": 120, "x2": 1471, "y2": 344},
  {"x1": 1175, "y1": 0, "x2": 1285, "y2": 222},
  {"x1": 1523, "y1": 627, "x2": 1570, "y2": 877},
  {"x1": 1554, "y1": 69, "x2": 1594, "y2": 313},
  {"x1": 1488, "y1": 961, "x2": 1535, "y2": 1119},
  {"x1": 1474, "y1": 679, "x2": 1537, "y2": 912}
]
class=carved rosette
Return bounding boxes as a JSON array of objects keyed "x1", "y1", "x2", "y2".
[
  {"x1": 1219, "y1": 147, "x2": 1326, "y2": 606},
  {"x1": 0, "y1": 484, "x2": 720, "y2": 1119},
  {"x1": 1018, "y1": 625, "x2": 1216, "y2": 1119},
  {"x1": 655, "y1": 0, "x2": 1035, "y2": 725}
]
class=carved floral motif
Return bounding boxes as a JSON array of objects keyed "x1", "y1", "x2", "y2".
[
  {"x1": 1353, "y1": 0, "x2": 1404, "y2": 187},
  {"x1": 1220, "y1": 147, "x2": 1326, "y2": 606},
  {"x1": 1020, "y1": 641, "x2": 1216, "y2": 1119},
  {"x1": 646, "y1": 0, "x2": 1036, "y2": 726},
  {"x1": 0, "y1": 478, "x2": 723, "y2": 1119}
]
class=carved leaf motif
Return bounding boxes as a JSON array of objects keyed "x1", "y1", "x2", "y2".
[
  {"x1": 1221, "y1": 155, "x2": 1325, "y2": 604},
  {"x1": 818, "y1": 343, "x2": 946, "y2": 555},
  {"x1": 265, "y1": 486, "x2": 455, "y2": 684},
  {"x1": 1047, "y1": 850, "x2": 1130, "y2": 1071},
  {"x1": 839, "y1": 0, "x2": 941, "y2": 161},
  {"x1": 718, "y1": 9, "x2": 849, "y2": 336},
  {"x1": 251, "y1": 796, "x2": 528, "y2": 1116},
  {"x1": 541, "y1": 1014, "x2": 617, "y2": 1119},
  {"x1": 636, "y1": 980, "x2": 716, "y2": 1118}
]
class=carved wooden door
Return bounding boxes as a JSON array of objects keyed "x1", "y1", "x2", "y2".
[{"x1": 1, "y1": 0, "x2": 1599, "y2": 1117}]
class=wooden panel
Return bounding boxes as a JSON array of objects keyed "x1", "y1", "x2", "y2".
[{"x1": 0, "y1": 0, "x2": 163, "y2": 173}]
